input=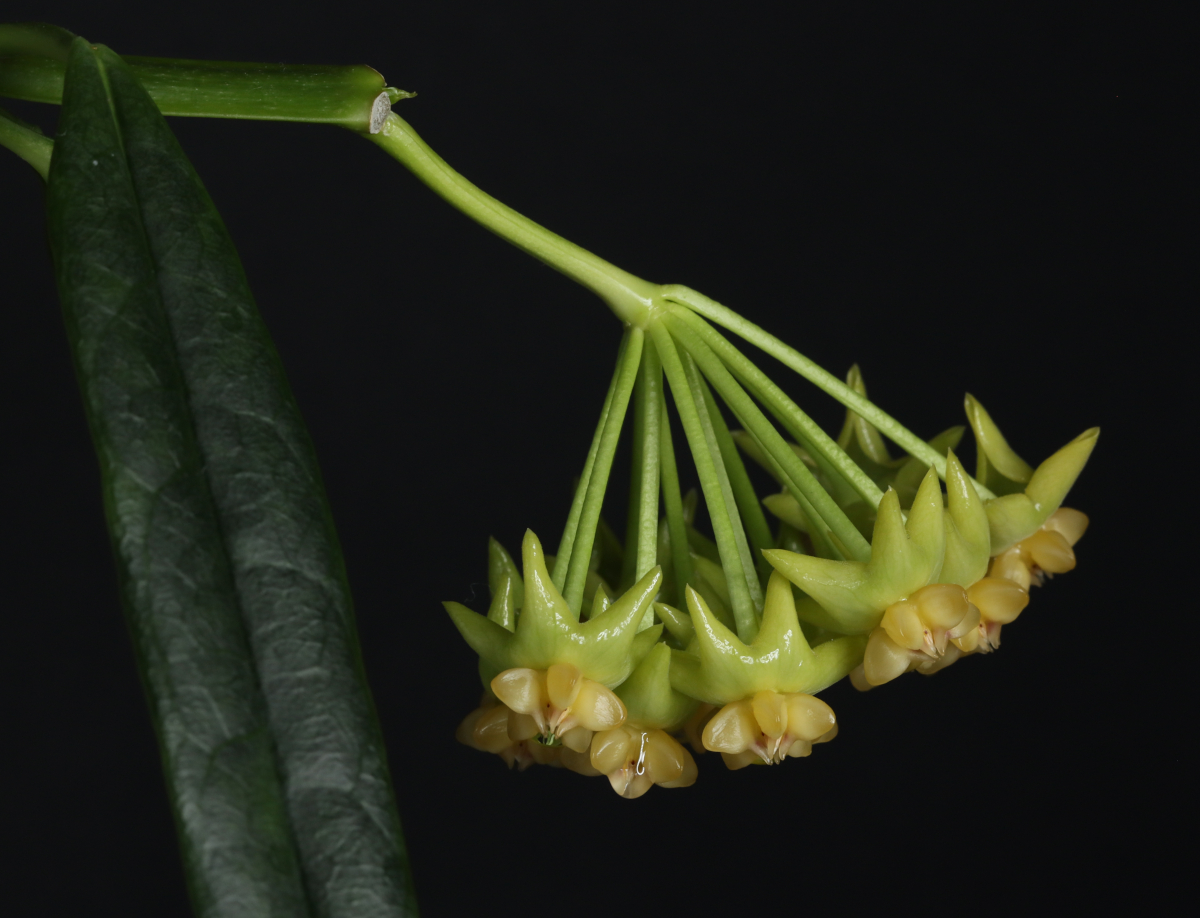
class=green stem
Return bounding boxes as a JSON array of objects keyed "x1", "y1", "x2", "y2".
[
  {"x1": 666, "y1": 312, "x2": 872, "y2": 563},
  {"x1": 745, "y1": 423, "x2": 843, "y2": 560},
  {"x1": 620, "y1": 338, "x2": 663, "y2": 626},
  {"x1": 369, "y1": 113, "x2": 659, "y2": 324},
  {"x1": 552, "y1": 335, "x2": 626, "y2": 590},
  {"x1": 563, "y1": 328, "x2": 644, "y2": 615},
  {"x1": 664, "y1": 285, "x2": 997, "y2": 500},
  {"x1": 670, "y1": 305, "x2": 884, "y2": 508},
  {"x1": 1, "y1": 26, "x2": 402, "y2": 132},
  {"x1": 657, "y1": 397, "x2": 693, "y2": 605},
  {"x1": 0, "y1": 104, "x2": 51, "y2": 178},
  {"x1": 633, "y1": 340, "x2": 663, "y2": 583},
  {"x1": 652, "y1": 323, "x2": 759, "y2": 642},
  {"x1": 686, "y1": 355, "x2": 763, "y2": 615},
  {"x1": 619, "y1": 399, "x2": 644, "y2": 593},
  {"x1": 695, "y1": 374, "x2": 775, "y2": 583}
]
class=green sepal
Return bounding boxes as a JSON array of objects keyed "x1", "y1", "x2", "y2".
[
  {"x1": 775, "y1": 521, "x2": 807, "y2": 555},
  {"x1": 444, "y1": 602, "x2": 514, "y2": 667},
  {"x1": 615, "y1": 642, "x2": 698, "y2": 731},
  {"x1": 836, "y1": 365, "x2": 892, "y2": 478},
  {"x1": 984, "y1": 428, "x2": 1099, "y2": 553},
  {"x1": 965, "y1": 394, "x2": 1035, "y2": 496},
  {"x1": 486, "y1": 574, "x2": 518, "y2": 632},
  {"x1": 669, "y1": 573, "x2": 861, "y2": 704},
  {"x1": 595, "y1": 516, "x2": 626, "y2": 589},
  {"x1": 488, "y1": 537, "x2": 524, "y2": 609},
  {"x1": 584, "y1": 582, "x2": 613, "y2": 622},
  {"x1": 654, "y1": 601, "x2": 695, "y2": 646},
  {"x1": 444, "y1": 529, "x2": 662, "y2": 687},
  {"x1": 689, "y1": 559, "x2": 737, "y2": 632},
  {"x1": 630, "y1": 625, "x2": 665, "y2": 671},
  {"x1": 762, "y1": 472, "x2": 946, "y2": 634},
  {"x1": 940, "y1": 449, "x2": 991, "y2": 587},
  {"x1": 762, "y1": 492, "x2": 812, "y2": 535},
  {"x1": 691, "y1": 554, "x2": 730, "y2": 608},
  {"x1": 686, "y1": 525, "x2": 721, "y2": 565},
  {"x1": 890, "y1": 426, "x2": 965, "y2": 508}
]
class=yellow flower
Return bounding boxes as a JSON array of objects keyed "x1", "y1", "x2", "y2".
[
  {"x1": 491, "y1": 662, "x2": 627, "y2": 752},
  {"x1": 990, "y1": 507, "x2": 1089, "y2": 590},
  {"x1": 701, "y1": 691, "x2": 837, "y2": 770},
  {"x1": 589, "y1": 726, "x2": 697, "y2": 798},
  {"x1": 444, "y1": 530, "x2": 662, "y2": 688},
  {"x1": 455, "y1": 698, "x2": 564, "y2": 770}
]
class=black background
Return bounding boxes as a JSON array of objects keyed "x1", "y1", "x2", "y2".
[{"x1": 1, "y1": 2, "x2": 1186, "y2": 915}]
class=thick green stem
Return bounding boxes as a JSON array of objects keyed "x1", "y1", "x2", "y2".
[
  {"x1": 552, "y1": 336, "x2": 626, "y2": 590},
  {"x1": 369, "y1": 113, "x2": 660, "y2": 325},
  {"x1": 0, "y1": 104, "x2": 51, "y2": 178},
  {"x1": 1, "y1": 25, "x2": 401, "y2": 131},
  {"x1": 666, "y1": 312, "x2": 872, "y2": 563},
  {"x1": 664, "y1": 285, "x2": 996, "y2": 500},
  {"x1": 563, "y1": 328, "x2": 644, "y2": 615},
  {"x1": 653, "y1": 323, "x2": 759, "y2": 642},
  {"x1": 657, "y1": 398, "x2": 693, "y2": 605}
]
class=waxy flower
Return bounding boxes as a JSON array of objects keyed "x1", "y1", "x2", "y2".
[
  {"x1": 763, "y1": 460, "x2": 987, "y2": 635},
  {"x1": 667, "y1": 570, "x2": 861, "y2": 769},
  {"x1": 990, "y1": 507, "x2": 1089, "y2": 591},
  {"x1": 444, "y1": 529, "x2": 662, "y2": 689},
  {"x1": 456, "y1": 697, "x2": 566, "y2": 770},
  {"x1": 587, "y1": 642, "x2": 699, "y2": 796},
  {"x1": 491, "y1": 663, "x2": 625, "y2": 751},
  {"x1": 703, "y1": 690, "x2": 837, "y2": 770},
  {"x1": 591, "y1": 726, "x2": 696, "y2": 797},
  {"x1": 965, "y1": 394, "x2": 1098, "y2": 554}
]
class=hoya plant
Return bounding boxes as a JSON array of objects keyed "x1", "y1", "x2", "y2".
[{"x1": 2, "y1": 20, "x2": 1097, "y2": 917}]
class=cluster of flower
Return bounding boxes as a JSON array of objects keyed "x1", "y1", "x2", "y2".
[{"x1": 446, "y1": 382, "x2": 1096, "y2": 798}]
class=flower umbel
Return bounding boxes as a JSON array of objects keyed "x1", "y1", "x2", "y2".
[{"x1": 403, "y1": 119, "x2": 1099, "y2": 794}]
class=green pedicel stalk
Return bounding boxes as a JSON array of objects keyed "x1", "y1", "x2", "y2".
[
  {"x1": 562, "y1": 327, "x2": 643, "y2": 615},
  {"x1": 551, "y1": 338, "x2": 625, "y2": 592},
  {"x1": 661, "y1": 284, "x2": 998, "y2": 499}
]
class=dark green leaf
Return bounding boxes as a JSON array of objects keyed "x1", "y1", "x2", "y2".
[{"x1": 47, "y1": 38, "x2": 416, "y2": 918}]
